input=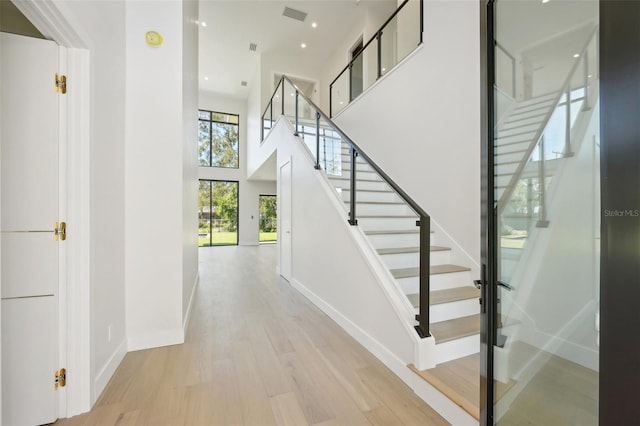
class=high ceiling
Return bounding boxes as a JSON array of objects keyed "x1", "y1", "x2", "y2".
[{"x1": 198, "y1": 0, "x2": 395, "y2": 99}]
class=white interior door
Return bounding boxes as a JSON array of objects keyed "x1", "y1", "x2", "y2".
[
  {"x1": 1, "y1": 32, "x2": 60, "y2": 426},
  {"x1": 279, "y1": 159, "x2": 292, "y2": 281}
]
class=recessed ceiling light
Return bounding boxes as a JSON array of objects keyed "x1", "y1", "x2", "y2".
[
  {"x1": 588, "y1": 74, "x2": 592, "y2": 78},
  {"x1": 573, "y1": 53, "x2": 580, "y2": 58},
  {"x1": 200, "y1": 21, "x2": 207, "y2": 27},
  {"x1": 290, "y1": 93, "x2": 295, "y2": 97},
  {"x1": 312, "y1": 22, "x2": 317, "y2": 28},
  {"x1": 301, "y1": 43, "x2": 307, "y2": 49},
  {"x1": 542, "y1": 0, "x2": 550, "y2": 3},
  {"x1": 382, "y1": 67, "x2": 386, "y2": 72},
  {"x1": 339, "y1": 101, "x2": 344, "y2": 105},
  {"x1": 204, "y1": 76, "x2": 209, "y2": 81}
]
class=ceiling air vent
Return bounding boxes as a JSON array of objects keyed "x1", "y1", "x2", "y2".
[
  {"x1": 283, "y1": 6, "x2": 307, "y2": 22},
  {"x1": 241, "y1": 81, "x2": 248, "y2": 87},
  {"x1": 249, "y1": 42, "x2": 257, "y2": 52}
]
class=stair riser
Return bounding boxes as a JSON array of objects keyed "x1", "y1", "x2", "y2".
[
  {"x1": 434, "y1": 333, "x2": 480, "y2": 364},
  {"x1": 329, "y1": 171, "x2": 384, "y2": 182},
  {"x1": 502, "y1": 116, "x2": 545, "y2": 132},
  {"x1": 498, "y1": 123, "x2": 539, "y2": 138},
  {"x1": 340, "y1": 191, "x2": 400, "y2": 203},
  {"x1": 358, "y1": 217, "x2": 419, "y2": 231},
  {"x1": 339, "y1": 162, "x2": 376, "y2": 173},
  {"x1": 330, "y1": 179, "x2": 390, "y2": 192},
  {"x1": 380, "y1": 250, "x2": 450, "y2": 270},
  {"x1": 398, "y1": 270, "x2": 473, "y2": 293},
  {"x1": 428, "y1": 298, "x2": 480, "y2": 323},
  {"x1": 367, "y1": 233, "x2": 420, "y2": 249},
  {"x1": 353, "y1": 203, "x2": 415, "y2": 216},
  {"x1": 495, "y1": 141, "x2": 529, "y2": 155},
  {"x1": 496, "y1": 151, "x2": 528, "y2": 164}
]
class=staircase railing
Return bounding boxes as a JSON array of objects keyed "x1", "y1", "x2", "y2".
[
  {"x1": 262, "y1": 75, "x2": 432, "y2": 339},
  {"x1": 329, "y1": 0, "x2": 423, "y2": 117},
  {"x1": 497, "y1": 26, "x2": 598, "y2": 220}
]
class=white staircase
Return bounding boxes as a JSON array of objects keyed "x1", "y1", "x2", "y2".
[{"x1": 324, "y1": 143, "x2": 480, "y2": 365}]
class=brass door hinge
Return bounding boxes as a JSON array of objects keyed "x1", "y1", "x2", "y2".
[
  {"x1": 54, "y1": 222, "x2": 67, "y2": 241},
  {"x1": 55, "y1": 73, "x2": 67, "y2": 94},
  {"x1": 54, "y1": 368, "x2": 66, "y2": 390}
]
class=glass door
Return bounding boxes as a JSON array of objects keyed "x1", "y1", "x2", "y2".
[{"x1": 484, "y1": 0, "x2": 600, "y2": 424}]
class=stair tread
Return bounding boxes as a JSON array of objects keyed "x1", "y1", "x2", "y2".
[
  {"x1": 430, "y1": 314, "x2": 480, "y2": 343},
  {"x1": 406, "y1": 286, "x2": 480, "y2": 307},
  {"x1": 391, "y1": 264, "x2": 471, "y2": 278},
  {"x1": 377, "y1": 246, "x2": 449, "y2": 255},
  {"x1": 408, "y1": 352, "x2": 515, "y2": 421},
  {"x1": 408, "y1": 354, "x2": 480, "y2": 420}
]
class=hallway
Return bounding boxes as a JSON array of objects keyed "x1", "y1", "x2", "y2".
[{"x1": 58, "y1": 245, "x2": 449, "y2": 425}]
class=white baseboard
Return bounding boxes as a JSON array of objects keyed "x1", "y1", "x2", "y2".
[
  {"x1": 291, "y1": 278, "x2": 408, "y2": 377},
  {"x1": 291, "y1": 278, "x2": 476, "y2": 425},
  {"x1": 93, "y1": 340, "x2": 127, "y2": 404},
  {"x1": 127, "y1": 328, "x2": 184, "y2": 352},
  {"x1": 183, "y1": 272, "x2": 199, "y2": 332}
]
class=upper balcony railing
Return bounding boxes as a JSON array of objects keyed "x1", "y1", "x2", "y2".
[
  {"x1": 261, "y1": 75, "x2": 432, "y2": 339},
  {"x1": 329, "y1": 0, "x2": 423, "y2": 117}
]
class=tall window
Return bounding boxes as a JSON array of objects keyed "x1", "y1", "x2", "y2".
[
  {"x1": 198, "y1": 110, "x2": 239, "y2": 168},
  {"x1": 198, "y1": 180, "x2": 239, "y2": 246}
]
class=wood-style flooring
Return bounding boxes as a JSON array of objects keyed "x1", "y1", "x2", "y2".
[{"x1": 56, "y1": 245, "x2": 449, "y2": 426}]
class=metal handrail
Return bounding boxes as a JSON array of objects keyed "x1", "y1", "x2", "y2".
[
  {"x1": 265, "y1": 74, "x2": 432, "y2": 338},
  {"x1": 329, "y1": 0, "x2": 423, "y2": 117},
  {"x1": 495, "y1": 41, "x2": 516, "y2": 98},
  {"x1": 497, "y1": 25, "x2": 597, "y2": 216}
]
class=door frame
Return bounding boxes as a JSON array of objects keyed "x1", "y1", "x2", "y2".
[
  {"x1": 3, "y1": 0, "x2": 92, "y2": 418},
  {"x1": 479, "y1": 1, "x2": 496, "y2": 424},
  {"x1": 278, "y1": 158, "x2": 292, "y2": 281}
]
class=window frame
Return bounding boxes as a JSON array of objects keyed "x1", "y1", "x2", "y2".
[{"x1": 198, "y1": 109, "x2": 240, "y2": 169}]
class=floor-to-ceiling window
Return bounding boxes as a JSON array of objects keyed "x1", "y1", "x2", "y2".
[
  {"x1": 259, "y1": 195, "x2": 277, "y2": 243},
  {"x1": 482, "y1": 0, "x2": 600, "y2": 424},
  {"x1": 198, "y1": 180, "x2": 239, "y2": 246}
]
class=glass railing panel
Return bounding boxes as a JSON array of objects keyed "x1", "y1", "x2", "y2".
[
  {"x1": 262, "y1": 101, "x2": 272, "y2": 140},
  {"x1": 331, "y1": 70, "x2": 349, "y2": 116},
  {"x1": 379, "y1": 18, "x2": 397, "y2": 78},
  {"x1": 330, "y1": 0, "x2": 423, "y2": 116},
  {"x1": 296, "y1": 95, "x2": 317, "y2": 162},
  {"x1": 361, "y1": 38, "x2": 379, "y2": 93},
  {"x1": 271, "y1": 80, "x2": 283, "y2": 122},
  {"x1": 317, "y1": 116, "x2": 343, "y2": 176},
  {"x1": 396, "y1": 0, "x2": 421, "y2": 63},
  {"x1": 283, "y1": 79, "x2": 297, "y2": 123}
]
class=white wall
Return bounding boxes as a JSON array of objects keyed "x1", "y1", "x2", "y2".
[
  {"x1": 198, "y1": 92, "x2": 276, "y2": 246},
  {"x1": 125, "y1": 0, "x2": 197, "y2": 351},
  {"x1": 182, "y1": 0, "x2": 199, "y2": 329},
  {"x1": 333, "y1": 0, "x2": 481, "y2": 268}
]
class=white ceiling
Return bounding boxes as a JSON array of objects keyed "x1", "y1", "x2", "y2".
[{"x1": 198, "y1": 0, "x2": 395, "y2": 99}]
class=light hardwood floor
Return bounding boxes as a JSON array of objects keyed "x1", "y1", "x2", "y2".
[{"x1": 57, "y1": 245, "x2": 449, "y2": 426}]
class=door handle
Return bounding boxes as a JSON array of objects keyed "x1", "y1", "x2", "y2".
[
  {"x1": 497, "y1": 280, "x2": 514, "y2": 291},
  {"x1": 474, "y1": 279, "x2": 486, "y2": 314}
]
